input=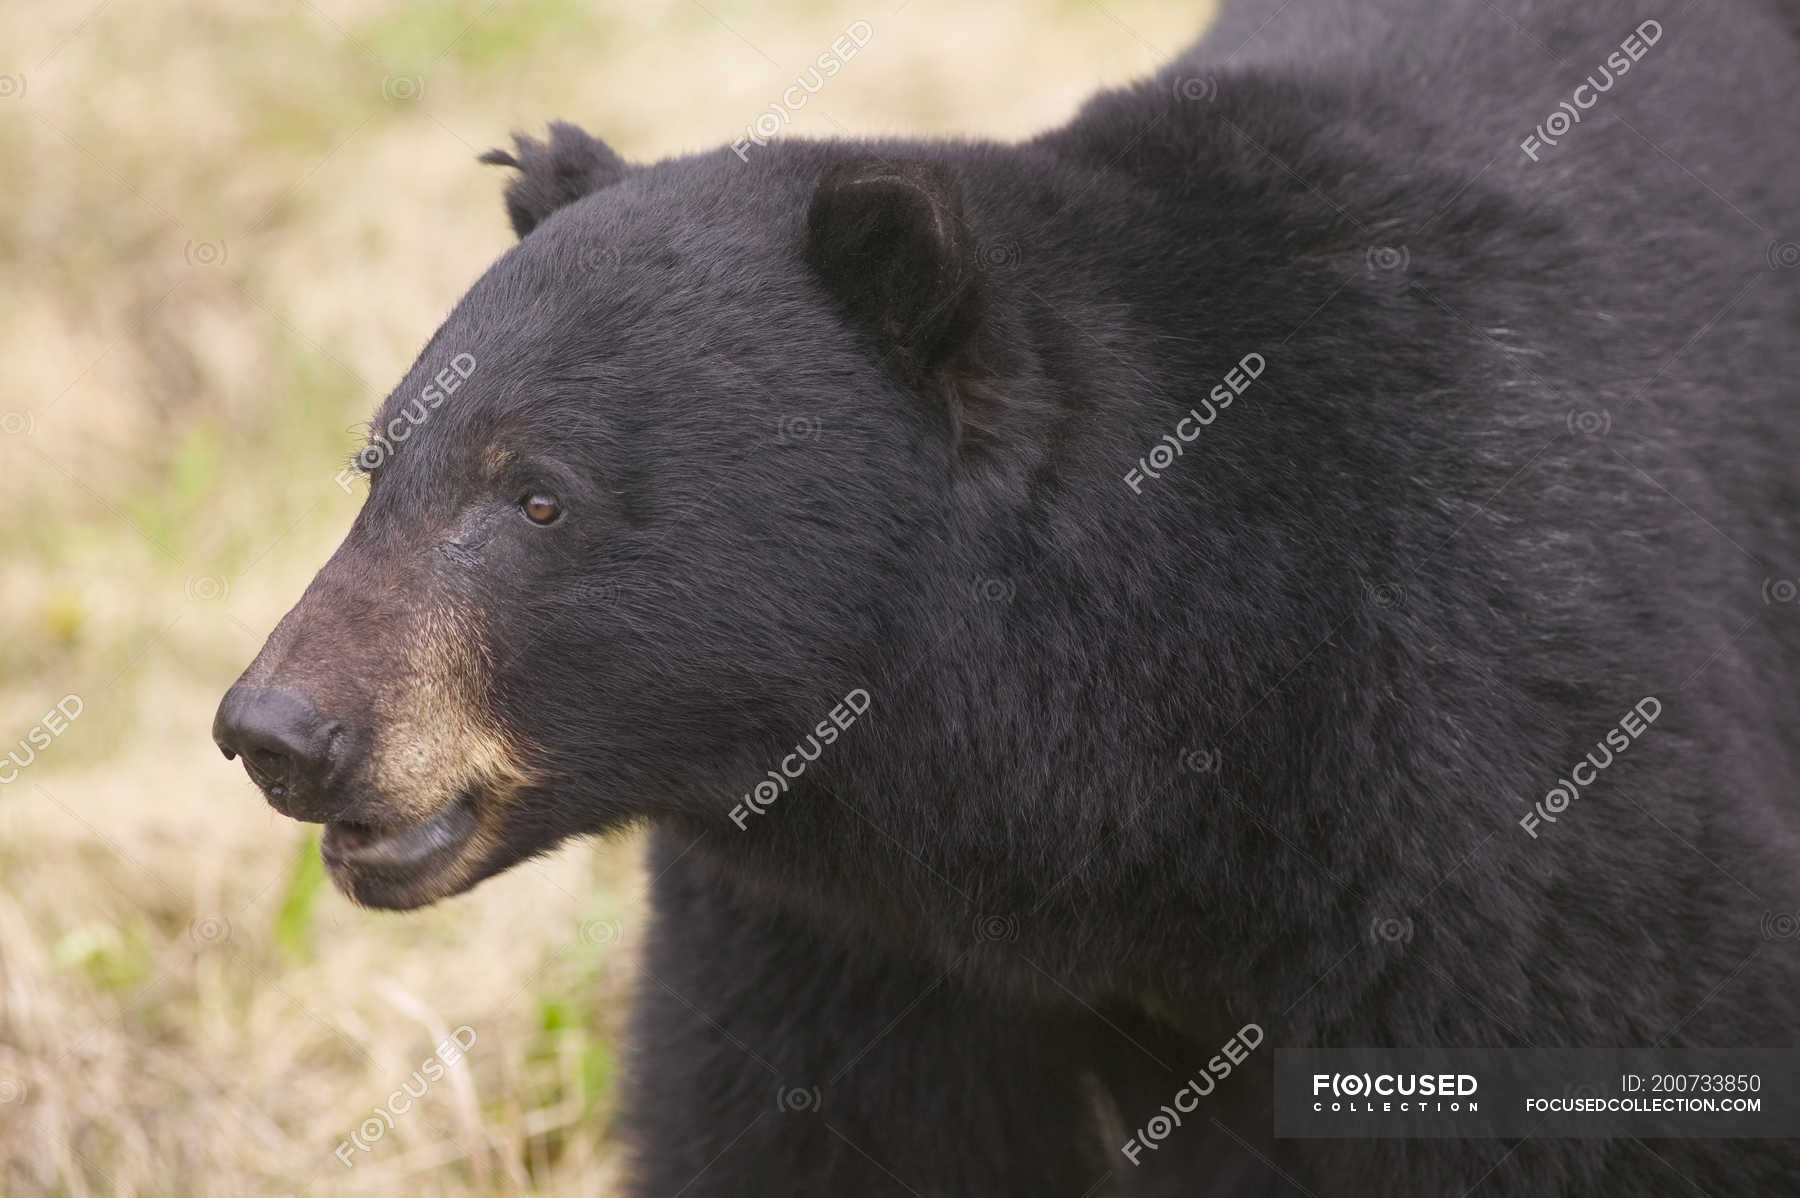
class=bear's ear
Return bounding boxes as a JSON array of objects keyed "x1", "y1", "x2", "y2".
[
  {"x1": 805, "y1": 158, "x2": 983, "y2": 384},
  {"x1": 479, "y1": 121, "x2": 629, "y2": 239}
]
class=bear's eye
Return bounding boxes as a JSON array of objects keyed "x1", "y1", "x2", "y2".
[{"x1": 521, "y1": 493, "x2": 562, "y2": 526}]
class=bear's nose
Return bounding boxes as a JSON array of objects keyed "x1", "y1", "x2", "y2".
[{"x1": 212, "y1": 686, "x2": 340, "y2": 820}]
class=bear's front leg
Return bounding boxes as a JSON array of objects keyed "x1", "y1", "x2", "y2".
[{"x1": 619, "y1": 826, "x2": 1110, "y2": 1198}]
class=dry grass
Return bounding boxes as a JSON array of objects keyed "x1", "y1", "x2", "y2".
[{"x1": 0, "y1": 1, "x2": 1207, "y2": 1193}]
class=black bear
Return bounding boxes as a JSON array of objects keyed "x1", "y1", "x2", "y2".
[{"x1": 215, "y1": 0, "x2": 1800, "y2": 1193}]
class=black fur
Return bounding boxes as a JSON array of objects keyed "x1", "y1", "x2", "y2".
[
  {"x1": 241, "y1": 0, "x2": 1800, "y2": 1193},
  {"x1": 480, "y1": 119, "x2": 630, "y2": 237}
]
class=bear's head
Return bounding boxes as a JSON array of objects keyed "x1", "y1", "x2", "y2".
[{"x1": 213, "y1": 123, "x2": 1055, "y2": 908}]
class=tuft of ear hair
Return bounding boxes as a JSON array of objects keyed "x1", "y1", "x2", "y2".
[
  {"x1": 479, "y1": 121, "x2": 630, "y2": 238},
  {"x1": 805, "y1": 158, "x2": 984, "y2": 385}
]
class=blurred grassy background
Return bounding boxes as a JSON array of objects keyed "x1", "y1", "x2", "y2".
[{"x1": 0, "y1": 1, "x2": 1207, "y2": 1193}]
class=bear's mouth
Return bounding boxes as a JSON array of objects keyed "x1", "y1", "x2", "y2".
[{"x1": 321, "y1": 792, "x2": 480, "y2": 880}]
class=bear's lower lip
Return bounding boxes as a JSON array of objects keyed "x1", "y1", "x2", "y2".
[{"x1": 321, "y1": 794, "x2": 479, "y2": 872}]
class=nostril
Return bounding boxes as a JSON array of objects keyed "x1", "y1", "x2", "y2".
[
  {"x1": 212, "y1": 685, "x2": 337, "y2": 808},
  {"x1": 244, "y1": 747, "x2": 294, "y2": 797}
]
